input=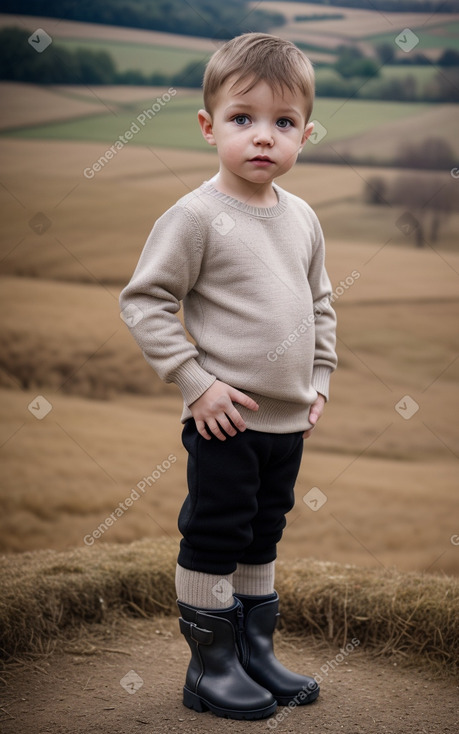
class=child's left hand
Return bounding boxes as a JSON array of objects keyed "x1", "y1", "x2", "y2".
[{"x1": 303, "y1": 393, "x2": 326, "y2": 439}]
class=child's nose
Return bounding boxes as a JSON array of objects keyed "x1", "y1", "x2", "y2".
[{"x1": 253, "y1": 125, "x2": 274, "y2": 146}]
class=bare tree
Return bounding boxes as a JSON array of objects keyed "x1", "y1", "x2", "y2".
[
  {"x1": 396, "y1": 137, "x2": 454, "y2": 170},
  {"x1": 391, "y1": 174, "x2": 457, "y2": 248}
]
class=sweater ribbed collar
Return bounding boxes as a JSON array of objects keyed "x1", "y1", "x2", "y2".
[{"x1": 200, "y1": 180, "x2": 288, "y2": 219}]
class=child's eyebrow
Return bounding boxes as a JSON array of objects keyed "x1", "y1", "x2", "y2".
[
  {"x1": 224, "y1": 102, "x2": 254, "y2": 113},
  {"x1": 224, "y1": 102, "x2": 303, "y2": 120}
]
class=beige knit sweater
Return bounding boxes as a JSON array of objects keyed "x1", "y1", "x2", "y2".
[{"x1": 120, "y1": 180, "x2": 337, "y2": 433}]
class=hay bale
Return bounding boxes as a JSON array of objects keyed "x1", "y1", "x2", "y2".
[
  {"x1": 276, "y1": 558, "x2": 459, "y2": 675},
  {"x1": 1, "y1": 540, "x2": 458, "y2": 675},
  {"x1": 0, "y1": 538, "x2": 177, "y2": 658}
]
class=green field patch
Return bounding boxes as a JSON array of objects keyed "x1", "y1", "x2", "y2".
[
  {"x1": 310, "y1": 98, "x2": 432, "y2": 144},
  {"x1": 316, "y1": 65, "x2": 437, "y2": 85},
  {"x1": 365, "y1": 21, "x2": 459, "y2": 51},
  {"x1": 56, "y1": 38, "x2": 211, "y2": 75},
  {"x1": 3, "y1": 94, "x2": 209, "y2": 150},
  {"x1": 1, "y1": 93, "x2": 440, "y2": 160}
]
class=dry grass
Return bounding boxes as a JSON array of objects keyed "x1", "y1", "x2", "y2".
[
  {"x1": 0, "y1": 83, "x2": 103, "y2": 131},
  {"x1": 276, "y1": 555, "x2": 459, "y2": 676},
  {"x1": 0, "y1": 277, "x2": 162, "y2": 399},
  {"x1": 253, "y1": 1, "x2": 459, "y2": 42},
  {"x1": 0, "y1": 13, "x2": 218, "y2": 51},
  {"x1": 0, "y1": 539, "x2": 178, "y2": 660},
  {"x1": 0, "y1": 138, "x2": 458, "y2": 575},
  {"x1": 0, "y1": 538, "x2": 457, "y2": 676},
  {"x1": 0, "y1": 140, "x2": 219, "y2": 284},
  {"x1": 307, "y1": 105, "x2": 459, "y2": 165},
  {"x1": 1, "y1": 138, "x2": 457, "y2": 283},
  {"x1": 1, "y1": 381, "x2": 458, "y2": 574},
  {"x1": 0, "y1": 83, "x2": 189, "y2": 131}
]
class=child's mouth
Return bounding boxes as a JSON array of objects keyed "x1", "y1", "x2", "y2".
[{"x1": 250, "y1": 156, "x2": 274, "y2": 167}]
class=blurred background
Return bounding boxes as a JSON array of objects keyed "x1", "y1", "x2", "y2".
[{"x1": 0, "y1": 0, "x2": 458, "y2": 575}]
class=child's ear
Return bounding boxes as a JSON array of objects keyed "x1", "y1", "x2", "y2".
[
  {"x1": 198, "y1": 109, "x2": 216, "y2": 146},
  {"x1": 300, "y1": 121, "x2": 315, "y2": 148}
]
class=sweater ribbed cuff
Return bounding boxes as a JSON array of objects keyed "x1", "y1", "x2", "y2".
[
  {"x1": 312, "y1": 365, "x2": 332, "y2": 402},
  {"x1": 169, "y1": 357, "x2": 216, "y2": 406}
]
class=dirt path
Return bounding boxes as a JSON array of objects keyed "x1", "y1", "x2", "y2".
[{"x1": 1, "y1": 616, "x2": 457, "y2": 734}]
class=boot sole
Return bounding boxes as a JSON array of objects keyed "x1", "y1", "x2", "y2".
[{"x1": 183, "y1": 687, "x2": 277, "y2": 720}]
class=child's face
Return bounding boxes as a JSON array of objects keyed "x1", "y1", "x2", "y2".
[{"x1": 198, "y1": 76, "x2": 313, "y2": 196}]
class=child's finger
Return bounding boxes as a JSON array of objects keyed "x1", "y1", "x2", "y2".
[
  {"x1": 195, "y1": 419, "x2": 212, "y2": 440},
  {"x1": 225, "y1": 406, "x2": 247, "y2": 433},
  {"x1": 230, "y1": 388, "x2": 259, "y2": 411}
]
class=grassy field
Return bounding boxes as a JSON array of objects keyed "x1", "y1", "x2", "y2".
[
  {"x1": 0, "y1": 13, "x2": 218, "y2": 51},
  {"x1": 2, "y1": 8, "x2": 458, "y2": 73},
  {"x1": 3, "y1": 93, "x2": 211, "y2": 150},
  {"x1": 57, "y1": 38, "x2": 211, "y2": 75},
  {"x1": 366, "y1": 20, "x2": 459, "y2": 50},
  {"x1": 316, "y1": 65, "x2": 438, "y2": 86},
  {"x1": 306, "y1": 103, "x2": 459, "y2": 167},
  {"x1": 1, "y1": 134, "x2": 458, "y2": 576},
  {"x1": 3, "y1": 84, "x2": 456, "y2": 167},
  {"x1": 1, "y1": 136, "x2": 457, "y2": 285},
  {"x1": 0, "y1": 8, "x2": 458, "y2": 578},
  {"x1": 253, "y1": 1, "x2": 459, "y2": 56},
  {"x1": 0, "y1": 13, "x2": 458, "y2": 707}
]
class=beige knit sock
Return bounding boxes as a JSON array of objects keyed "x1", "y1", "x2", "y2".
[
  {"x1": 175, "y1": 564, "x2": 235, "y2": 609},
  {"x1": 232, "y1": 561, "x2": 275, "y2": 596}
]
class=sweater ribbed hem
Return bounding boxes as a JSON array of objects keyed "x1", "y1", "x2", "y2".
[
  {"x1": 181, "y1": 390, "x2": 315, "y2": 433},
  {"x1": 170, "y1": 358, "x2": 216, "y2": 406}
]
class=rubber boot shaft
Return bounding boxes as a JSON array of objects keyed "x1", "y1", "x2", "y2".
[{"x1": 235, "y1": 591, "x2": 320, "y2": 705}]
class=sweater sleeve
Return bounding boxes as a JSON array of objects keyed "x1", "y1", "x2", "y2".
[
  {"x1": 119, "y1": 204, "x2": 216, "y2": 405},
  {"x1": 308, "y1": 216, "x2": 338, "y2": 401}
]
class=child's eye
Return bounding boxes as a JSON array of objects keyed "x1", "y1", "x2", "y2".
[
  {"x1": 233, "y1": 115, "x2": 249, "y2": 125},
  {"x1": 277, "y1": 118, "x2": 293, "y2": 129}
]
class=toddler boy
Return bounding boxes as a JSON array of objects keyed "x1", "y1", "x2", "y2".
[{"x1": 120, "y1": 32, "x2": 337, "y2": 721}]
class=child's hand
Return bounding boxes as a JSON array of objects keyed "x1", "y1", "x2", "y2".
[
  {"x1": 189, "y1": 380, "x2": 259, "y2": 441},
  {"x1": 303, "y1": 393, "x2": 326, "y2": 439}
]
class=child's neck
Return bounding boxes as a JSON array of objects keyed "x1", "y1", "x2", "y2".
[{"x1": 212, "y1": 173, "x2": 278, "y2": 209}]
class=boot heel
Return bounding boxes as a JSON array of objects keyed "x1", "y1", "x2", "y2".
[{"x1": 183, "y1": 686, "x2": 208, "y2": 712}]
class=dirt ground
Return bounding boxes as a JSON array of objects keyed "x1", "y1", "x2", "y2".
[{"x1": 1, "y1": 615, "x2": 457, "y2": 734}]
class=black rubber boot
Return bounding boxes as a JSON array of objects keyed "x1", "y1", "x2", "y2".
[
  {"x1": 235, "y1": 591, "x2": 320, "y2": 706},
  {"x1": 177, "y1": 598, "x2": 277, "y2": 720}
]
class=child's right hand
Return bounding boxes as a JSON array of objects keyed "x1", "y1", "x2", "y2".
[{"x1": 189, "y1": 380, "x2": 259, "y2": 441}]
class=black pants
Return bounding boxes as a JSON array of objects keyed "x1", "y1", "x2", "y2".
[{"x1": 177, "y1": 420, "x2": 304, "y2": 575}]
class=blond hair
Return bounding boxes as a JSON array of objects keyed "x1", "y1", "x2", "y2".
[{"x1": 203, "y1": 33, "x2": 315, "y2": 121}]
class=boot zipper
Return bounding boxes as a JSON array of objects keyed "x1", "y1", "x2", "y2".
[{"x1": 236, "y1": 604, "x2": 249, "y2": 667}]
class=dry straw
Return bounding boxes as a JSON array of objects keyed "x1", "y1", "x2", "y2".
[{"x1": 0, "y1": 539, "x2": 457, "y2": 675}]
